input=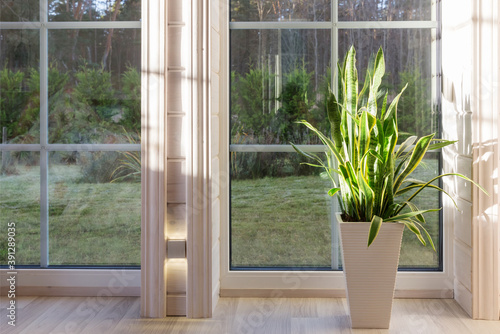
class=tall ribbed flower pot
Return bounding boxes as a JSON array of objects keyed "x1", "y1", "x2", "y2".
[{"x1": 338, "y1": 214, "x2": 404, "y2": 329}]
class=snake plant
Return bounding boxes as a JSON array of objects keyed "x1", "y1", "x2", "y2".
[{"x1": 292, "y1": 46, "x2": 485, "y2": 248}]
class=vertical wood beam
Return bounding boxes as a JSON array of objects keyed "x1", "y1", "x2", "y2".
[
  {"x1": 186, "y1": 0, "x2": 213, "y2": 318},
  {"x1": 141, "y1": 0, "x2": 168, "y2": 318},
  {"x1": 471, "y1": 0, "x2": 499, "y2": 321}
]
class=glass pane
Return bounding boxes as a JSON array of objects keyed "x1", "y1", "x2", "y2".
[
  {"x1": 231, "y1": 152, "x2": 333, "y2": 268},
  {"x1": 0, "y1": 151, "x2": 40, "y2": 266},
  {"x1": 48, "y1": 29, "x2": 141, "y2": 143},
  {"x1": 0, "y1": 0, "x2": 39, "y2": 21},
  {"x1": 0, "y1": 29, "x2": 40, "y2": 143},
  {"x1": 398, "y1": 154, "x2": 440, "y2": 269},
  {"x1": 338, "y1": 0, "x2": 432, "y2": 21},
  {"x1": 231, "y1": 29, "x2": 331, "y2": 145},
  {"x1": 49, "y1": 151, "x2": 141, "y2": 265},
  {"x1": 230, "y1": 0, "x2": 331, "y2": 22},
  {"x1": 48, "y1": 0, "x2": 140, "y2": 22},
  {"x1": 339, "y1": 29, "x2": 438, "y2": 139}
]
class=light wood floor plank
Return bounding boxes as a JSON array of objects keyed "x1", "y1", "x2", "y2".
[
  {"x1": 1, "y1": 297, "x2": 499, "y2": 334},
  {"x1": 19, "y1": 297, "x2": 83, "y2": 334},
  {"x1": 79, "y1": 296, "x2": 136, "y2": 334}
]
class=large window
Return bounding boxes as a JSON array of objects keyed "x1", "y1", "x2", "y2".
[
  {"x1": 0, "y1": 0, "x2": 141, "y2": 267},
  {"x1": 229, "y1": 1, "x2": 441, "y2": 270}
]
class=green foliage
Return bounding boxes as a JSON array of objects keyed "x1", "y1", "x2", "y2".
[
  {"x1": 111, "y1": 129, "x2": 141, "y2": 183},
  {"x1": 79, "y1": 152, "x2": 121, "y2": 184},
  {"x1": 232, "y1": 65, "x2": 274, "y2": 136},
  {"x1": 74, "y1": 62, "x2": 116, "y2": 122},
  {"x1": 274, "y1": 63, "x2": 314, "y2": 142},
  {"x1": 119, "y1": 66, "x2": 141, "y2": 132},
  {"x1": 0, "y1": 66, "x2": 29, "y2": 139},
  {"x1": 293, "y1": 46, "x2": 486, "y2": 248},
  {"x1": 397, "y1": 69, "x2": 432, "y2": 140}
]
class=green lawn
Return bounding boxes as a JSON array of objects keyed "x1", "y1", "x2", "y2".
[
  {"x1": 231, "y1": 158, "x2": 440, "y2": 269},
  {"x1": 1, "y1": 157, "x2": 439, "y2": 269},
  {"x1": 0, "y1": 162, "x2": 140, "y2": 266}
]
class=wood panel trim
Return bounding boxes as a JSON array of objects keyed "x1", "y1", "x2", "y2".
[
  {"x1": 220, "y1": 289, "x2": 453, "y2": 299},
  {"x1": 140, "y1": 0, "x2": 167, "y2": 318},
  {"x1": 0, "y1": 286, "x2": 140, "y2": 297},
  {"x1": 471, "y1": 0, "x2": 500, "y2": 320},
  {"x1": 186, "y1": 0, "x2": 213, "y2": 319}
]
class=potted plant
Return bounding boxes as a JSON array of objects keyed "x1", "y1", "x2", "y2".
[{"x1": 292, "y1": 46, "x2": 485, "y2": 329}]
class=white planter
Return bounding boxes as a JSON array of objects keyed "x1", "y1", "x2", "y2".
[{"x1": 338, "y1": 214, "x2": 404, "y2": 329}]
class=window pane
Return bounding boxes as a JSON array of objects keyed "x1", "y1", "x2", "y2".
[
  {"x1": 0, "y1": 0, "x2": 39, "y2": 21},
  {"x1": 0, "y1": 29, "x2": 40, "y2": 143},
  {"x1": 339, "y1": 29, "x2": 438, "y2": 138},
  {"x1": 0, "y1": 152, "x2": 40, "y2": 265},
  {"x1": 231, "y1": 29, "x2": 331, "y2": 145},
  {"x1": 48, "y1": 151, "x2": 140, "y2": 265},
  {"x1": 398, "y1": 154, "x2": 440, "y2": 269},
  {"x1": 230, "y1": 0, "x2": 331, "y2": 22},
  {"x1": 338, "y1": 0, "x2": 432, "y2": 21},
  {"x1": 231, "y1": 152, "x2": 333, "y2": 268},
  {"x1": 48, "y1": 0, "x2": 141, "y2": 22},
  {"x1": 48, "y1": 29, "x2": 141, "y2": 143}
]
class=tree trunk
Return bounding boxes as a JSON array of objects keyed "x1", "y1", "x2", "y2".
[{"x1": 102, "y1": 0, "x2": 122, "y2": 70}]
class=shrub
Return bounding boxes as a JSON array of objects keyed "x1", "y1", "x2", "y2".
[
  {"x1": 0, "y1": 67, "x2": 29, "y2": 140},
  {"x1": 79, "y1": 152, "x2": 121, "y2": 183},
  {"x1": 74, "y1": 62, "x2": 116, "y2": 122},
  {"x1": 120, "y1": 66, "x2": 141, "y2": 133}
]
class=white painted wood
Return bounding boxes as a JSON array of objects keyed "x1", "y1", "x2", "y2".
[
  {"x1": 211, "y1": 73, "x2": 220, "y2": 115},
  {"x1": 470, "y1": 0, "x2": 499, "y2": 320},
  {"x1": 166, "y1": 261, "x2": 187, "y2": 294},
  {"x1": 454, "y1": 240, "x2": 472, "y2": 292},
  {"x1": 219, "y1": 289, "x2": 453, "y2": 299},
  {"x1": 211, "y1": 115, "x2": 219, "y2": 158},
  {"x1": 167, "y1": 115, "x2": 187, "y2": 159},
  {"x1": 141, "y1": 0, "x2": 168, "y2": 318},
  {"x1": 455, "y1": 278, "x2": 473, "y2": 317},
  {"x1": 167, "y1": 160, "x2": 186, "y2": 203},
  {"x1": 212, "y1": 242, "x2": 221, "y2": 292},
  {"x1": 339, "y1": 221, "x2": 404, "y2": 329},
  {"x1": 167, "y1": 295, "x2": 187, "y2": 316},
  {"x1": 212, "y1": 157, "x2": 220, "y2": 200},
  {"x1": 0, "y1": 286, "x2": 140, "y2": 296},
  {"x1": 212, "y1": 198, "x2": 221, "y2": 244},
  {"x1": 0, "y1": 269, "x2": 140, "y2": 289},
  {"x1": 168, "y1": 0, "x2": 183, "y2": 22},
  {"x1": 211, "y1": 0, "x2": 220, "y2": 33},
  {"x1": 454, "y1": 197, "x2": 473, "y2": 246},
  {"x1": 167, "y1": 204, "x2": 188, "y2": 238},
  {"x1": 168, "y1": 27, "x2": 184, "y2": 68},
  {"x1": 186, "y1": 0, "x2": 213, "y2": 319},
  {"x1": 211, "y1": 28, "x2": 220, "y2": 73},
  {"x1": 167, "y1": 72, "x2": 184, "y2": 111},
  {"x1": 455, "y1": 155, "x2": 473, "y2": 202}
]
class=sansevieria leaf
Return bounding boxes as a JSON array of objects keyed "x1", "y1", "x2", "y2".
[
  {"x1": 292, "y1": 45, "x2": 488, "y2": 249},
  {"x1": 367, "y1": 215, "x2": 383, "y2": 247}
]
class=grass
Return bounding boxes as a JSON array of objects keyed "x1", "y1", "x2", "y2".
[
  {"x1": 0, "y1": 161, "x2": 140, "y2": 266},
  {"x1": 231, "y1": 158, "x2": 440, "y2": 269},
  {"x1": 1, "y1": 156, "x2": 439, "y2": 269}
]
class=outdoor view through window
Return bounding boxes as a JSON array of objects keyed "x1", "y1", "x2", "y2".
[
  {"x1": 229, "y1": 0, "x2": 441, "y2": 270},
  {"x1": 0, "y1": 0, "x2": 141, "y2": 267}
]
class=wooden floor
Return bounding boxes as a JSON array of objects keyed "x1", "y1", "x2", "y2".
[{"x1": 1, "y1": 296, "x2": 499, "y2": 334}]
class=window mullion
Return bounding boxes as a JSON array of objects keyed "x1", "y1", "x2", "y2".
[{"x1": 40, "y1": 0, "x2": 49, "y2": 267}]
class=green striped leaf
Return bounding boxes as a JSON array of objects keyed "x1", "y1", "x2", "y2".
[
  {"x1": 367, "y1": 215, "x2": 383, "y2": 247},
  {"x1": 393, "y1": 133, "x2": 435, "y2": 193}
]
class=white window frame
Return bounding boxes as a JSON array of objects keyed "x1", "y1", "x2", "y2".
[
  {"x1": 220, "y1": 0, "x2": 455, "y2": 297},
  {"x1": 0, "y1": 0, "x2": 141, "y2": 294}
]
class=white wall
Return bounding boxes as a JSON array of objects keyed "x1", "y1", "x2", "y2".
[{"x1": 442, "y1": 0, "x2": 499, "y2": 320}]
